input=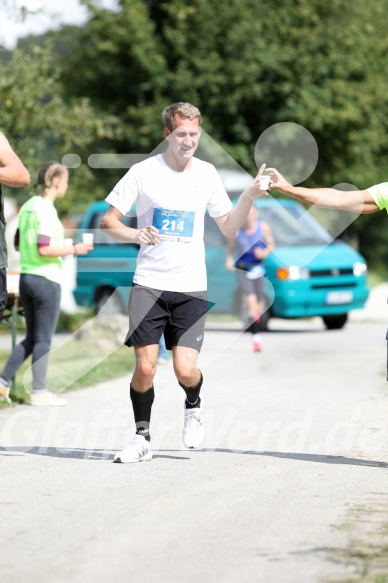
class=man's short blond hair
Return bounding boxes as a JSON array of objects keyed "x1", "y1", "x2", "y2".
[{"x1": 162, "y1": 102, "x2": 202, "y2": 132}]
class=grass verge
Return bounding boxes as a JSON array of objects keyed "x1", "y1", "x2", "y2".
[
  {"x1": 329, "y1": 502, "x2": 388, "y2": 583},
  {"x1": 0, "y1": 338, "x2": 135, "y2": 407}
]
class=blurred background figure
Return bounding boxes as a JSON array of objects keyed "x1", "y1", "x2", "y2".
[
  {"x1": 0, "y1": 131, "x2": 30, "y2": 326},
  {"x1": 0, "y1": 161, "x2": 93, "y2": 406},
  {"x1": 226, "y1": 206, "x2": 275, "y2": 351},
  {"x1": 4, "y1": 197, "x2": 20, "y2": 276}
]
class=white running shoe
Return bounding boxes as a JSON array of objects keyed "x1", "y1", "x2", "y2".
[
  {"x1": 29, "y1": 391, "x2": 67, "y2": 407},
  {"x1": 114, "y1": 434, "x2": 153, "y2": 463},
  {"x1": 0, "y1": 383, "x2": 11, "y2": 404},
  {"x1": 182, "y1": 400, "x2": 204, "y2": 449},
  {"x1": 252, "y1": 333, "x2": 263, "y2": 352}
]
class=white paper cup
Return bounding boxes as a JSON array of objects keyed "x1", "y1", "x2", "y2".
[
  {"x1": 259, "y1": 175, "x2": 270, "y2": 190},
  {"x1": 82, "y1": 233, "x2": 94, "y2": 245}
]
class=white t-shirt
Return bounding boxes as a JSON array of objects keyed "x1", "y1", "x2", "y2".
[{"x1": 105, "y1": 154, "x2": 233, "y2": 292}]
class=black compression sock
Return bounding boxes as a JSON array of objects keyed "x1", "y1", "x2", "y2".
[
  {"x1": 179, "y1": 372, "x2": 203, "y2": 409},
  {"x1": 130, "y1": 385, "x2": 154, "y2": 442}
]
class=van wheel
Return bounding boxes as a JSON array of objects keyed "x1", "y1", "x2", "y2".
[
  {"x1": 96, "y1": 289, "x2": 125, "y2": 317},
  {"x1": 322, "y1": 314, "x2": 348, "y2": 330}
]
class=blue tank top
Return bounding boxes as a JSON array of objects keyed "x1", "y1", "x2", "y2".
[{"x1": 235, "y1": 221, "x2": 266, "y2": 266}]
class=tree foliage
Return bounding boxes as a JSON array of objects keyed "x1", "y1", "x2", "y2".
[
  {"x1": 2, "y1": 0, "x2": 388, "y2": 267},
  {"x1": 62, "y1": 0, "x2": 388, "y2": 180},
  {"x1": 0, "y1": 42, "x2": 122, "y2": 214}
]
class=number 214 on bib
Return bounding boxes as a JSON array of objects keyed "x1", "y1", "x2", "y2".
[{"x1": 152, "y1": 208, "x2": 195, "y2": 243}]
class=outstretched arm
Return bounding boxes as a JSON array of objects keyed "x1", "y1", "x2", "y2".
[
  {"x1": 0, "y1": 133, "x2": 30, "y2": 188},
  {"x1": 267, "y1": 168, "x2": 379, "y2": 215}
]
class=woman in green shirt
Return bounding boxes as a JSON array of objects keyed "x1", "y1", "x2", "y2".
[{"x1": 0, "y1": 161, "x2": 93, "y2": 406}]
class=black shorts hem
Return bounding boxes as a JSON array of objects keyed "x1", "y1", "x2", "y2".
[{"x1": 125, "y1": 284, "x2": 208, "y2": 352}]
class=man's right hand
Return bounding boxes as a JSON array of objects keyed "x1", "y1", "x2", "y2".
[{"x1": 136, "y1": 226, "x2": 160, "y2": 246}]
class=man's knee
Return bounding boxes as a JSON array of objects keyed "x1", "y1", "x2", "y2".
[
  {"x1": 173, "y1": 361, "x2": 199, "y2": 387},
  {"x1": 136, "y1": 360, "x2": 156, "y2": 378}
]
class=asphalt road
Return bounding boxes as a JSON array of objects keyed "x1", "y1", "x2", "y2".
[{"x1": 1, "y1": 318, "x2": 388, "y2": 583}]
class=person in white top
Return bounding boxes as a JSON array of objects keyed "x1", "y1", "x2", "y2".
[
  {"x1": 101, "y1": 102, "x2": 268, "y2": 463},
  {"x1": 0, "y1": 132, "x2": 30, "y2": 323}
]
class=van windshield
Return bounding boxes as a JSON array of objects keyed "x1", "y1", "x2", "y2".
[{"x1": 258, "y1": 204, "x2": 332, "y2": 247}]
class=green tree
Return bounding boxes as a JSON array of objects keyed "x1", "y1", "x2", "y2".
[
  {"x1": 0, "y1": 43, "x2": 122, "y2": 214},
  {"x1": 58, "y1": 0, "x2": 388, "y2": 268},
  {"x1": 62, "y1": 0, "x2": 168, "y2": 153},
  {"x1": 61, "y1": 0, "x2": 388, "y2": 178},
  {"x1": 5, "y1": 0, "x2": 388, "y2": 268}
]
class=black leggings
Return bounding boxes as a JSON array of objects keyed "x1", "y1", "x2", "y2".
[
  {"x1": 1, "y1": 274, "x2": 61, "y2": 391},
  {"x1": 0, "y1": 268, "x2": 7, "y2": 320}
]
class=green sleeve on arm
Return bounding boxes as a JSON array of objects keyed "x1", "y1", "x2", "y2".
[{"x1": 368, "y1": 183, "x2": 388, "y2": 211}]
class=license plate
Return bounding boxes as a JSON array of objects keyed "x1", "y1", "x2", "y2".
[{"x1": 325, "y1": 291, "x2": 353, "y2": 305}]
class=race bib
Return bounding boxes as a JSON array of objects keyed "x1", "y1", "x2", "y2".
[{"x1": 152, "y1": 208, "x2": 195, "y2": 243}]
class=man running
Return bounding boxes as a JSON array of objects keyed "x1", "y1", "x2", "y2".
[{"x1": 101, "y1": 102, "x2": 267, "y2": 463}]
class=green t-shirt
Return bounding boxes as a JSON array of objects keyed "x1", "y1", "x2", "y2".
[
  {"x1": 18, "y1": 196, "x2": 64, "y2": 284},
  {"x1": 368, "y1": 183, "x2": 388, "y2": 212}
]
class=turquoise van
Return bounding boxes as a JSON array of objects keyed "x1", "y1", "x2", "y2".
[{"x1": 74, "y1": 180, "x2": 369, "y2": 330}]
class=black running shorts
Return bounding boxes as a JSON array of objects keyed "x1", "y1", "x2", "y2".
[{"x1": 125, "y1": 284, "x2": 209, "y2": 352}]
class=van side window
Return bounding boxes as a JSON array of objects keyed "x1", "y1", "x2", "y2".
[{"x1": 88, "y1": 212, "x2": 138, "y2": 245}]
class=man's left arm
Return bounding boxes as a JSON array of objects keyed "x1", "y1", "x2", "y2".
[
  {"x1": 214, "y1": 164, "x2": 268, "y2": 237},
  {"x1": 0, "y1": 133, "x2": 30, "y2": 188}
]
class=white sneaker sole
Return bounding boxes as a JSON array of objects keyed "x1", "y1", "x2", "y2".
[
  {"x1": 182, "y1": 437, "x2": 204, "y2": 449},
  {"x1": 114, "y1": 450, "x2": 153, "y2": 464},
  {"x1": 29, "y1": 399, "x2": 68, "y2": 407}
]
